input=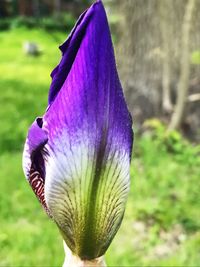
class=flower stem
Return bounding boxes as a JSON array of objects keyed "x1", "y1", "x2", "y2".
[{"x1": 63, "y1": 241, "x2": 106, "y2": 267}]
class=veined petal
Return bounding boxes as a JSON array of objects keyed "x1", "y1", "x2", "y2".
[
  {"x1": 42, "y1": 0, "x2": 133, "y2": 260},
  {"x1": 44, "y1": 136, "x2": 131, "y2": 259},
  {"x1": 22, "y1": 118, "x2": 50, "y2": 214}
]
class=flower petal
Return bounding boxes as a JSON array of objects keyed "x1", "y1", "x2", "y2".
[
  {"x1": 42, "y1": 0, "x2": 133, "y2": 259},
  {"x1": 22, "y1": 118, "x2": 50, "y2": 214},
  {"x1": 48, "y1": 5, "x2": 93, "y2": 105}
]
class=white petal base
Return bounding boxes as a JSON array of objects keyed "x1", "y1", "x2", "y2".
[{"x1": 63, "y1": 241, "x2": 106, "y2": 267}]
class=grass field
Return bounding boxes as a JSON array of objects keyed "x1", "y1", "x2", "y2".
[{"x1": 0, "y1": 28, "x2": 200, "y2": 267}]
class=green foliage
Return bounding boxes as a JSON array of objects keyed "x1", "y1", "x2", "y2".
[
  {"x1": 10, "y1": 17, "x2": 37, "y2": 29},
  {"x1": 191, "y1": 50, "x2": 200, "y2": 65},
  {"x1": 40, "y1": 14, "x2": 76, "y2": 32},
  {"x1": 0, "y1": 14, "x2": 76, "y2": 32},
  {"x1": 143, "y1": 119, "x2": 200, "y2": 166},
  {"x1": 0, "y1": 28, "x2": 200, "y2": 266},
  {"x1": 134, "y1": 120, "x2": 200, "y2": 232},
  {"x1": 0, "y1": 18, "x2": 10, "y2": 31}
]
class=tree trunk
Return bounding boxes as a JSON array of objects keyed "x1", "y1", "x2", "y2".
[
  {"x1": 32, "y1": 0, "x2": 40, "y2": 18},
  {"x1": 159, "y1": 0, "x2": 173, "y2": 113},
  {"x1": 18, "y1": 0, "x2": 33, "y2": 16},
  {"x1": 54, "y1": 0, "x2": 61, "y2": 18},
  {"x1": 168, "y1": 0, "x2": 196, "y2": 131}
]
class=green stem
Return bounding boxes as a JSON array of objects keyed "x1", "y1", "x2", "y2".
[{"x1": 62, "y1": 241, "x2": 106, "y2": 267}]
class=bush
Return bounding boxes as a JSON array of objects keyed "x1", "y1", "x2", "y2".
[
  {"x1": 0, "y1": 18, "x2": 11, "y2": 31},
  {"x1": 0, "y1": 14, "x2": 76, "y2": 32},
  {"x1": 142, "y1": 118, "x2": 200, "y2": 166},
  {"x1": 10, "y1": 16, "x2": 36, "y2": 29},
  {"x1": 41, "y1": 14, "x2": 75, "y2": 32}
]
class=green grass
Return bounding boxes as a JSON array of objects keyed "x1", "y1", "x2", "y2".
[{"x1": 0, "y1": 28, "x2": 200, "y2": 266}]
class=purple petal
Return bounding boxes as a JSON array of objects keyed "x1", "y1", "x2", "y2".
[
  {"x1": 45, "y1": 0, "x2": 132, "y2": 152},
  {"x1": 48, "y1": 4, "x2": 93, "y2": 105},
  {"x1": 22, "y1": 118, "x2": 50, "y2": 214},
  {"x1": 42, "y1": 0, "x2": 133, "y2": 259}
]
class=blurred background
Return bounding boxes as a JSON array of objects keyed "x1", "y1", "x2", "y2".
[{"x1": 0, "y1": 0, "x2": 199, "y2": 266}]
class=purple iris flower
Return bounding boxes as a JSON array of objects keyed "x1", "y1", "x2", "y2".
[{"x1": 23, "y1": 0, "x2": 133, "y2": 262}]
